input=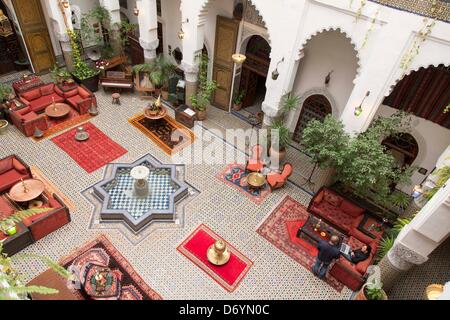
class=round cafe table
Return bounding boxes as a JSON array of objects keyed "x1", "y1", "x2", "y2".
[{"x1": 8, "y1": 179, "x2": 45, "y2": 202}]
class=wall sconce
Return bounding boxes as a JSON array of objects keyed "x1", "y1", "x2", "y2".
[
  {"x1": 354, "y1": 91, "x2": 370, "y2": 116},
  {"x1": 133, "y1": 6, "x2": 139, "y2": 16},
  {"x1": 271, "y1": 57, "x2": 285, "y2": 80},
  {"x1": 325, "y1": 70, "x2": 333, "y2": 86},
  {"x1": 178, "y1": 18, "x2": 189, "y2": 40},
  {"x1": 62, "y1": 0, "x2": 70, "y2": 9}
]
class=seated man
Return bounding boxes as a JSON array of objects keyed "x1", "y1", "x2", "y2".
[
  {"x1": 312, "y1": 235, "x2": 341, "y2": 280},
  {"x1": 341, "y1": 244, "x2": 371, "y2": 264}
]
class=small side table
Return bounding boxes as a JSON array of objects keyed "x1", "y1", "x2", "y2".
[{"x1": 175, "y1": 104, "x2": 196, "y2": 128}]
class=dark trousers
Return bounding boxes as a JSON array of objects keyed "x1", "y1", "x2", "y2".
[{"x1": 312, "y1": 257, "x2": 331, "y2": 279}]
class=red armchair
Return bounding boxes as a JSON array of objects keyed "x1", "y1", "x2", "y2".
[
  {"x1": 62, "y1": 85, "x2": 97, "y2": 115},
  {"x1": 267, "y1": 163, "x2": 293, "y2": 190},
  {"x1": 245, "y1": 144, "x2": 265, "y2": 172},
  {"x1": 0, "y1": 155, "x2": 32, "y2": 193},
  {"x1": 9, "y1": 106, "x2": 48, "y2": 137},
  {"x1": 308, "y1": 187, "x2": 365, "y2": 233}
]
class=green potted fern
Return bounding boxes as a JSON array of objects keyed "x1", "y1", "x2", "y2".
[
  {"x1": 233, "y1": 90, "x2": 245, "y2": 110},
  {"x1": 356, "y1": 279, "x2": 388, "y2": 300},
  {"x1": 0, "y1": 208, "x2": 52, "y2": 236},
  {"x1": 190, "y1": 53, "x2": 217, "y2": 120}
]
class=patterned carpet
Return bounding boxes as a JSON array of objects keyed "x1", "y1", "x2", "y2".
[{"x1": 0, "y1": 72, "x2": 352, "y2": 299}]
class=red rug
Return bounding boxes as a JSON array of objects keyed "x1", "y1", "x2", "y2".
[
  {"x1": 177, "y1": 224, "x2": 253, "y2": 292},
  {"x1": 60, "y1": 235, "x2": 162, "y2": 300},
  {"x1": 51, "y1": 122, "x2": 127, "y2": 173},
  {"x1": 217, "y1": 163, "x2": 271, "y2": 205},
  {"x1": 256, "y1": 195, "x2": 344, "y2": 292}
]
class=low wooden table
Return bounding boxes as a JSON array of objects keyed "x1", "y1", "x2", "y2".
[
  {"x1": 247, "y1": 172, "x2": 266, "y2": 191},
  {"x1": 8, "y1": 179, "x2": 45, "y2": 202},
  {"x1": 45, "y1": 103, "x2": 71, "y2": 118},
  {"x1": 296, "y1": 214, "x2": 345, "y2": 245}
]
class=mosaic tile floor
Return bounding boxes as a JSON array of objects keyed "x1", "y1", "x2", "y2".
[{"x1": 0, "y1": 73, "x2": 352, "y2": 299}]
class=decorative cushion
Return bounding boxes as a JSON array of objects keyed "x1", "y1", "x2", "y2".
[
  {"x1": 313, "y1": 190, "x2": 324, "y2": 204},
  {"x1": 21, "y1": 88, "x2": 41, "y2": 101},
  {"x1": 12, "y1": 158, "x2": 27, "y2": 175},
  {"x1": 340, "y1": 200, "x2": 364, "y2": 218},
  {"x1": 40, "y1": 83, "x2": 55, "y2": 96},
  {"x1": 78, "y1": 88, "x2": 91, "y2": 99},
  {"x1": 323, "y1": 189, "x2": 343, "y2": 207},
  {"x1": 54, "y1": 86, "x2": 64, "y2": 97},
  {"x1": 64, "y1": 89, "x2": 79, "y2": 98},
  {"x1": 20, "y1": 112, "x2": 38, "y2": 122}
]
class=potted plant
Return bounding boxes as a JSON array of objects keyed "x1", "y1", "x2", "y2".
[
  {"x1": 190, "y1": 53, "x2": 217, "y2": 121},
  {"x1": 268, "y1": 93, "x2": 300, "y2": 164},
  {"x1": 68, "y1": 29, "x2": 100, "y2": 92},
  {"x1": 0, "y1": 119, "x2": 8, "y2": 135},
  {"x1": 233, "y1": 90, "x2": 245, "y2": 110},
  {"x1": 0, "y1": 208, "x2": 52, "y2": 237},
  {"x1": 50, "y1": 64, "x2": 73, "y2": 85},
  {"x1": 356, "y1": 279, "x2": 388, "y2": 300},
  {"x1": 0, "y1": 83, "x2": 13, "y2": 102},
  {"x1": 145, "y1": 95, "x2": 163, "y2": 117}
]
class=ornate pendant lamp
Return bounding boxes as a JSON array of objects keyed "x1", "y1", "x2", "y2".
[{"x1": 232, "y1": 1, "x2": 248, "y2": 65}]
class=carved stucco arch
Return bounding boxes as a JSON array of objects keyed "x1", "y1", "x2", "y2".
[
  {"x1": 195, "y1": 0, "x2": 272, "y2": 45},
  {"x1": 297, "y1": 26, "x2": 362, "y2": 78}
]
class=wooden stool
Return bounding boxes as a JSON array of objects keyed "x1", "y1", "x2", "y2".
[{"x1": 112, "y1": 93, "x2": 121, "y2": 105}]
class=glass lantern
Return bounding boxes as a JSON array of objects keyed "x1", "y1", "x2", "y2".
[{"x1": 0, "y1": 10, "x2": 13, "y2": 37}]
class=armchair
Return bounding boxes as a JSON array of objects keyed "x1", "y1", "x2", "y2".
[
  {"x1": 9, "y1": 106, "x2": 48, "y2": 137},
  {"x1": 245, "y1": 144, "x2": 265, "y2": 173},
  {"x1": 63, "y1": 85, "x2": 97, "y2": 115},
  {"x1": 0, "y1": 155, "x2": 32, "y2": 192},
  {"x1": 266, "y1": 163, "x2": 293, "y2": 190}
]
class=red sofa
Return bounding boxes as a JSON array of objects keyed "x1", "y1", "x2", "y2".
[
  {"x1": 0, "y1": 155, "x2": 32, "y2": 193},
  {"x1": 308, "y1": 187, "x2": 383, "y2": 291},
  {"x1": 9, "y1": 106, "x2": 49, "y2": 137},
  {"x1": 308, "y1": 187, "x2": 365, "y2": 233},
  {"x1": 18, "y1": 83, "x2": 97, "y2": 115}
]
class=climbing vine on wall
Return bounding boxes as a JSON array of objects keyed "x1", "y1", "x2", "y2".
[
  {"x1": 399, "y1": 18, "x2": 436, "y2": 72},
  {"x1": 355, "y1": 0, "x2": 367, "y2": 22},
  {"x1": 360, "y1": 7, "x2": 381, "y2": 50}
]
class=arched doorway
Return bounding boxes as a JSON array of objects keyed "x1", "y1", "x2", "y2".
[
  {"x1": 238, "y1": 35, "x2": 271, "y2": 112},
  {"x1": 293, "y1": 94, "x2": 332, "y2": 143},
  {"x1": 382, "y1": 133, "x2": 419, "y2": 168}
]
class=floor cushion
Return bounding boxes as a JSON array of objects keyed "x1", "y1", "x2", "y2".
[
  {"x1": 340, "y1": 199, "x2": 365, "y2": 218},
  {"x1": 40, "y1": 83, "x2": 55, "y2": 96},
  {"x1": 22, "y1": 89, "x2": 41, "y2": 101},
  {"x1": 323, "y1": 189, "x2": 343, "y2": 207}
]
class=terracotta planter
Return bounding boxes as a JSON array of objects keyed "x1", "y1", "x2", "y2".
[
  {"x1": 0, "y1": 119, "x2": 8, "y2": 135},
  {"x1": 72, "y1": 73, "x2": 99, "y2": 92},
  {"x1": 196, "y1": 110, "x2": 206, "y2": 121},
  {"x1": 233, "y1": 103, "x2": 242, "y2": 111},
  {"x1": 355, "y1": 285, "x2": 388, "y2": 300},
  {"x1": 269, "y1": 146, "x2": 286, "y2": 166}
]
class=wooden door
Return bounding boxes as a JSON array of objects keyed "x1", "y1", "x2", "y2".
[
  {"x1": 240, "y1": 67, "x2": 258, "y2": 108},
  {"x1": 211, "y1": 16, "x2": 239, "y2": 110},
  {"x1": 12, "y1": 0, "x2": 55, "y2": 73}
]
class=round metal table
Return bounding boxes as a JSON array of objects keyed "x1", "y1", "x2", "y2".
[{"x1": 8, "y1": 179, "x2": 45, "y2": 202}]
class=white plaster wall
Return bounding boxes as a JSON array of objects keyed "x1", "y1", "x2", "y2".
[
  {"x1": 161, "y1": 0, "x2": 183, "y2": 66},
  {"x1": 70, "y1": 0, "x2": 100, "y2": 15},
  {"x1": 375, "y1": 104, "x2": 450, "y2": 193},
  {"x1": 120, "y1": 0, "x2": 138, "y2": 25},
  {"x1": 287, "y1": 30, "x2": 358, "y2": 131},
  {"x1": 40, "y1": 0, "x2": 62, "y2": 57}
]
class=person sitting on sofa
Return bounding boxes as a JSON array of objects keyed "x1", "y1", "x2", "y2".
[
  {"x1": 312, "y1": 235, "x2": 341, "y2": 280},
  {"x1": 341, "y1": 245, "x2": 371, "y2": 264}
]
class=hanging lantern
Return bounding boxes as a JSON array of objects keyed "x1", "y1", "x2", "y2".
[
  {"x1": 133, "y1": 7, "x2": 139, "y2": 16},
  {"x1": 232, "y1": 53, "x2": 246, "y2": 64},
  {"x1": 0, "y1": 10, "x2": 13, "y2": 37},
  {"x1": 62, "y1": 0, "x2": 70, "y2": 9},
  {"x1": 354, "y1": 91, "x2": 370, "y2": 117},
  {"x1": 178, "y1": 29, "x2": 185, "y2": 40}
]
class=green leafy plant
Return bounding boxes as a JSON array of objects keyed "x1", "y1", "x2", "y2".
[
  {"x1": 364, "y1": 279, "x2": 386, "y2": 300},
  {"x1": 0, "y1": 83, "x2": 13, "y2": 102},
  {"x1": 269, "y1": 119, "x2": 292, "y2": 151},
  {"x1": 233, "y1": 90, "x2": 245, "y2": 105},
  {"x1": 67, "y1": 29, "x2": 100, "y2": 80},
  {"x1": 376, "y1": 235, "x2": 395, "y2": 261},
  {"x1": 189, "y1": 53, "x2": 217, "y2": 113},
  {"x1": 50, "y1": 64, "x2": 72, "y2": 84},
  {"x1": 0, "y1": 208, "x2": 52, "y2": 233},
  {"x1": 281, "y1": 93, "x2": 301, "y2": 115},
  {"x1": 0, "y1": 242, "x2": 71, "y2": 300},
  {"x1": 132, "y1": 55, "x2": 176, "y2": 90},
  {"x1": 392, "y1": 215, "x2": 414, "y2": 234},
  {"x1": 424, "y1": 166, "x2": 450, "y2": 200}
]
